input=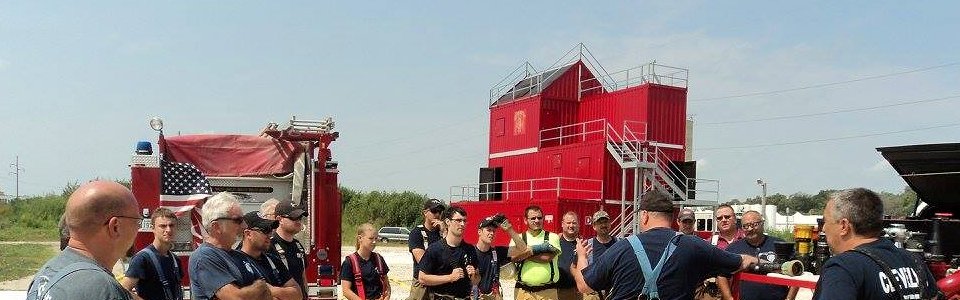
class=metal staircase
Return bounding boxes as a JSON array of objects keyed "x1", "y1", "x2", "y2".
[{"x1": 605, "y1": 122, "x2": 720, "y2": 238}]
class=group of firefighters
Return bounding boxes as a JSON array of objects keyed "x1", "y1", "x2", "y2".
[{"x1": 25, "y1": 180, "x2": 946, "y2": 300}]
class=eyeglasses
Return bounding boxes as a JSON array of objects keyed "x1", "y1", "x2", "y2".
[
  {"x1": 681, "y1": 219, "x2": 695, "y2": 224},
  {"x1": 283, "y1": 215, "x2": 304, "y2": 222},
  {"x1": 716, "y1": 215, "x2": 734, "y2": 220},
  {"x1": 247, "y1": 227, "x2": 273, "y2": 235},
  {"x1": 527, "y1": 216, "x2": 543, "y2": 221},
  {"x1": 742, "y1": 221, "x2": 764, "y2": 230},
  {"x1": 106, "y1": 215, "x2": 144, "y2": 225},
  {"x1": 214, "y1": 216, "x2": 244, "y2": 224},
  {"x1": 449, "y1": 218, "x2": 467, "y2": 224}
]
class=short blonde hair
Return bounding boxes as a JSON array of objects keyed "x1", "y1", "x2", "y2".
[{"x1": 355, "y1": 223, "x2": 376, "y2": 250}]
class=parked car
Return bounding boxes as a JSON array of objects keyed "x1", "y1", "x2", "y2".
[{"x1": 377, "y1": 226, "x2": 411, "y2": 242}]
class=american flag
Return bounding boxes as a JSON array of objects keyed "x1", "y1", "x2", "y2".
[
  {"x1": 160, "y1": 159, "x2": 212, "y2": 214},
  {"x1": 160, "y1": 159, "x2": 212, "y2": 245}
]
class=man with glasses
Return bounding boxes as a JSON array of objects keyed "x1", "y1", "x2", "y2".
[
  {"x1": 418, "y1": 206, "x2": 479, "y2": 300},
  {"x1": 407, "y1": 198, "x2": 446, "y2": 300},
  {"x1": 189, "y1": 192, "x2": 271, "y2": 300},
  {"x1": 677, "y1": 209, "x2": 696, "y2": 235},
  {"x1": 708, "y1": 204, "x2": 745, "y2": 300},
  {"x1": 572, "y1": 191, "x2": 758, "y2": 299},
  {"x1": 27, "y1": 181, "x2": 141, "y2": 300},
  {"x1": 720, "y1": 211, "x2": 797, "y2": 300},
  {"x1": 237, "y1": 211, "x2": 303, "y2": 300},
  {"x1": 510, "y1": 205, "x2": 562, "y2": 300},
  {"x1": 121, "y1": 207, "x2": 185, "y2": 300},
  {"x1": 268, "y1": 199, "x2": 309, "y2": 298}
]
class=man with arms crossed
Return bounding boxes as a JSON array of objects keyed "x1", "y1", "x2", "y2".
[{"x1": 189, "y1": 192, "x2": 271, "y2": 300}]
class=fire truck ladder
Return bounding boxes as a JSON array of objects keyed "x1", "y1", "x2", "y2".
[{"x1": 605, "y1": 123, "x2": 719, "y2": 237}]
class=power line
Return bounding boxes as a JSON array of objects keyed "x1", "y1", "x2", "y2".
[
  {"x1": 691, "y1": 61, "x2": 960, "y2": 102},
  {"x1": 698, "y1": 94, "x2": 960, "y2": 126},
  {"x1": 696, "y1": 122, "x2": 960, "y2": 151}
]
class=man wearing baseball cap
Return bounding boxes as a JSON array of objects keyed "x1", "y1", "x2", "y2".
[
  {"x1": 582, "y1": 210, "x2": 618, "y2": 300},
  {"x1": 475, "y1": 215, "x2": 529, "y2": 300},
  {"x1": 268, "y1": 200, "x2": 309, "y2": 298},
  {"x1": 677, "y1": 209, "x2": 696, "y2": 235},
  {"x1": 407, "y1": 198, "x2": 446, "y2": 300},
  {"x1": 236, "y1": 211, "x2": 302, "y2": 300}
]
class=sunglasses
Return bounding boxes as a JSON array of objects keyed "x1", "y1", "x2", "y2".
[
  {"x1": 742, "y1": 221, "x2": 764, "y2": 230},
  {"x1": 527, "y1": 216, "x2": 543, "y2": 221},
  {"x1": 681, "y1": 219, "x2": 695, "y2": 224},
  {"x1": 248, "y1": 227, "x2": 274, "y2": 234},
  {"x1": 214, "y1": 216, "x2": 244, "y2": 224},
  {"x1": 283, "y1": 215, "x2": 305, "y2": 221},
  {"x1": 716, "y1": 215, "x2": 734, "y2": 221}
]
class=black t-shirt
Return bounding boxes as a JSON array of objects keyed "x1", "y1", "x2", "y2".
[
  {"x1": 124, "y1": 245, "x2": 184, "y2": 300},
  {"x1": 268, "y1": 234, "x2": 306, "y2": 294},
  {"x1": 557, "y1": 237, "x2": 578, "y2": 288},
  {"x1": 582, "y1": 228, "x2": 743, "y2": 300},
  {"x1": 408, "y1": 225, "x2": 442, "y2": 279},
  {"x1": 232, "y1": 251, "x2": 292, "y2": 287},
  {"x1": 418, "y1": 241, "x2": 479, "y2": 298},
  {"x1": 813, "y1": 239, "x2": 940, "y2": 300},
  {"x1": 476, "y1": 245, "x2": 511, "y2": 294},
  {"x1": 724, "y1": 236, "x2": 788, "y2": 300},
  {"x1": 339, "y1": 252, "x2": 390, "y2": 299}
]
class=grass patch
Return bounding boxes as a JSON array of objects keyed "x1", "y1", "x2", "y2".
[
  {"x1": 0, "y1": 226, "x2": 60, "y2": 242},
  {"x1": 0, "y1": 244, "x2": 58, "y2": 281}
]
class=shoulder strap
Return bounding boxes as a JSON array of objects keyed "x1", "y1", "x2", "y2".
[
  {"x1": 850, "y1": 246, "x2": 926, "y2": 300},
  {"x1": 141, "y1": 248, "x2": 177, "y2": 300},
  {"x1": 347, "y1": 253, "x2": 366, "y2": 299},
  {"x1": 28, "y1": 261, "x2": 103, "y2": 300},
  {"x1": 628, "y1": 233, "x2": 682, "y2": 299},
  {"x1": 274, "y1": 242, "x2": 291, "y2": 270},
  {"x1": 516, "y1": 232, "x2": 527, "y2": 283}
]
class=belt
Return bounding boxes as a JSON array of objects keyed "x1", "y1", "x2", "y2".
[{"x1": 516, "y1": 282, "x2": 558, "y2": 292}]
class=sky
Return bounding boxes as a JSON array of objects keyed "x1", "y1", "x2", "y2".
[{"x1": 1, "y1": 2, "x2": 958, "y2": 202}]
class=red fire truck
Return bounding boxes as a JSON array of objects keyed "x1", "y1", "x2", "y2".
[
  {"x1": 451, "y1": 44, "x2": 720, "y2": 244},
  {"x1": 128, "y1": 117, "x2": 342, "y2": 299}
]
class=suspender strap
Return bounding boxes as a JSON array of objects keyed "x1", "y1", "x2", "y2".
[
  {"x1": 273, "y1": 242, "x2": 290, "y2": 270},
  {"x1": 421, "y1": 226, "x2": 429, "y2": 249},
  {"x1": 516, "y1": 231, "x2": 556, "y2": 285},
  {"x1": 348, "y1": 253, "x2": 367, "y2": 299},
  {"x1": 628, "y1": 233, "x2": 681, "y2": 300},
  {"x1": 141, "y1": 248, "x2": 182, "y2": 300},
  {"x1": 373, "y1": 252, "x2": 388, "y2": 295}
]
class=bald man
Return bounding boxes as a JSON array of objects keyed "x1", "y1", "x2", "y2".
[{"x1": 27, "y1": 181, "x2": 142, "y2": 300}]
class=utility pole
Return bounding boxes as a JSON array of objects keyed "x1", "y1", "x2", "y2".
[
  {"x1": 9, "y1": 155, "x2": 24, "y2": 201},
  {"x1": 756, "y1": 178, "x2": 768, "y2": 230}
]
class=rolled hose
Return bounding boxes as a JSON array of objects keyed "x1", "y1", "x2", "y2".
[{"x1": 939, "y1": 271, "x2": 960, "y2": 298}]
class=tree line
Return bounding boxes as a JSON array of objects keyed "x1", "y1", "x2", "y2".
[{"x1": 726, "y1": 186, "x2": 917, "y2": 217}]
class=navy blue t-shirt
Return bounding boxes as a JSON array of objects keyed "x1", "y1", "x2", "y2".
[
  {"x1": 340, "y1": 252, "x2": 390, "y2": 299},
  {"x1": 813, "y1": 239, "x2": 940, "y2": 300},
  {"x1": 476, "y1": 245, "x2": 510, "y2": 294},
  {"x1": 582, "y1": 228, "x2": 743, "y2": 300},
  {"x1": 408, "y1": 225, "x2": 442, "y2": 279},
  {"x1": 589, "y1": 237, "x2": 618, "y2": 264},
  {"x1": 233, "y1": 251, "x2": 293, "y2": 287},
  {"x1": 188, "y1": 243, "x2": 259, "y2": 300},
  {"x1": 724, "y1": 236, "x2": 788, "y2": 300},
  {"x1": 418, "y1": 241, "x2": 479, "y2": 298},
  {"x1": 557, "y1": 237, "x2": 578, "y2": 288},
  {"x1": 125, "y1": 245, "x2": 184, "y2": 300}
]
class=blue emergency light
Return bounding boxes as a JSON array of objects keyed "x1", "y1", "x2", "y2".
[{"x1": 136, "y1": 141, "x2": 153, "y2": 155}]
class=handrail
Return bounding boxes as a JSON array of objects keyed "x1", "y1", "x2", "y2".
[
  {"x1": 539, "y1": 119, "x2": 607, "y2": 147},
  {"x1": 580, "y1": 62, "x2": 689, "y2": 95},
  {"x1": 489, "y1": 62, "x2": 573, "y2": 106},
  {"x1": 449, "y1": 177, "x2": 604, "y2": 202},
  {"x1": 489, "y1": 43, "x2": 618, "y2": 106}
]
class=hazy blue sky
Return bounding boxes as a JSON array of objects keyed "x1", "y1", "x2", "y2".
[{"x1": 2, "y1": 2, "x2": 958, "y2": 202}]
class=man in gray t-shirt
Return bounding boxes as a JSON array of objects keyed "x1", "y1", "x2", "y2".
[
  {"x1": 27, "y1": 181, "x2": 141, "y2": 300},
  {"x1": 29, "y1": 247, "x2": 132, "y2": 300}
]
